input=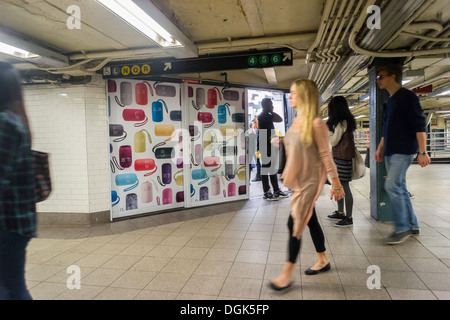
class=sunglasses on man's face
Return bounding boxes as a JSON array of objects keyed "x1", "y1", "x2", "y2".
[{"x1": 376, "y1": 74, "x2": 390, "y2": 80}]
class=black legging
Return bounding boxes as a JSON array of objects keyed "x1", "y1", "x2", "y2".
[
  {"x1": 337, "y1": 181, "x2": 353, "y2": 218},
  {"x1": 287, "y1": 207, "x2": 326, "y2": 264}
]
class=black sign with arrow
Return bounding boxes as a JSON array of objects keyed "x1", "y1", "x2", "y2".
[{"x1": 102, "y1": 48, "x2": 293, "y2": 79}]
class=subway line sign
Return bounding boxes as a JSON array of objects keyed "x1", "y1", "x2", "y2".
[{"x1": 102, "y1": 48, "x2": 293, "y2": 79}]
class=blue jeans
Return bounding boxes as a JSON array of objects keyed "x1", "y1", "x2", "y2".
[
  {"x1": 0, "y1": 231, "x2": 33, "y2": 300},
  {"x1": 384, "y1": 154, "x2": 419, "y2": 233}
]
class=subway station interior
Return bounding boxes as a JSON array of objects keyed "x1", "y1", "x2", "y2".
[{"x1": 1, "y1": 0, "x2": 450, "y2": 302}]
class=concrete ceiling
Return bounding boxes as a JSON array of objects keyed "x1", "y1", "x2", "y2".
[{"x1": 1, "y1": 0, "x2": 450, "y2": 117}]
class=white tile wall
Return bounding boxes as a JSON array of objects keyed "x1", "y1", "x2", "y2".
[{"x1": 23, "y1": 79, "x2": 110, "y2": 215}]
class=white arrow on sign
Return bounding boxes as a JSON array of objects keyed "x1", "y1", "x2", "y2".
[
  {"x1": 283, "y1": 52, "x2": 292, "y2": 62},
  {"x1": 164, "y1": 62, "x2": 172, "y2": 71}
]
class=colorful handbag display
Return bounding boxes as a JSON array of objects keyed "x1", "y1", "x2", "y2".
[
  {"x1": 221, "y1": 145, "x2": 237, "y2": 156},
  {"x1": 122, "y1": 109, "x2": 148, "y2": 127},
  {"x1": 141, "y1": 180, "x2": 157, "y2": 203},
  {"x1": 109, "y1": 124, "x2": 127, "y2": 142},
  {"x1": 206, "y1": 87, "x2": 222, "y2": 109},
  {"x1": 222, "y1": 90, "x2": 240, "y2": 101},
  {"x1": 108, "y1": 79, "x2": 117, "y2": 93},
  {"x1": 235, "y1": 165, "x2": 246, "y2": 180},
  {"x1": 111, "y1": 190, "x2": 120, "y2": 207},
  {"x1": 154, "y1": 83, "x2": 176, "y2": 97},
  {"x1": 204, "y1": 156, "x2": 220, "y2": 167},
  {"x1": 170, "y1": 110, "x2": 182, "y2": 121},
  {"x1": 218, "y1": 103, "x2": 230, "y2": 124},
  {"x1": 115, "y1": 81, "x2": 132, "y2": 107},
  {"x1": 176, "y1": 191, "x2": 184, "y2": 203},
  {"x1": 126, "y1": 193, "x2": 138, "y2": 210},
  {"x1": 152, "y1": 99, "x2": 168, "y2": 122},
  {"x1": 189, "y1": 125, "x2": 200, "y2": 141},
  {"x1": 174, "y1": 169, "x2": 183, "y2": 186},
  {"x1": 135, "y1": 81, "x2": 154, "y2": 105},
  {"x1": 197, "y1": 112, "x2": 215, "y2": 128},
  {"x1": 162, "y1": 188, "x2": 173, "y2": 205},
  {"x1": 238, "y1": 185, "x2": 247, "y2": 195},
  {"x1": 134, "y1": 129, "x2": 152, "y2": 153},
  {"x1": 199, "y1": 186, "x2": 208, "y2": 201},
  {"x1": 232, "y1": 113, "x2": 245, "y2": 123},
  {"x1": 152, "y1": 142, "x2": 175, "y2": 159},
  {"x1": 154, "y1": 124, "x2": 175, "y2": 137},
  {"x1": 134, "y1": 159, "x2": 157, "y2": 176},
  {"x1": 193, "y1": 88, "x2": 205, "y2": 110},
  {"x1": 160, "y1": 163, "x2": 172, "y2": 185},
  {"x1": 210, "y1": 176, "x2": 220, "y2": 196},
  {"x1": 228, "y1": 182, "x2": 236, "y2": 197},
  {"x1": 220, "y1": 125, "x2": 237, "y2": 136},
  {"x1": 119, "y1": 145, "x2": 132, "y2": 168},
  {"x1": 115, "y1": 173, "x2": 139, "y2": 192}
]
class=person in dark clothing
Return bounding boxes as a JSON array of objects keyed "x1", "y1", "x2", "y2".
[
  {"x1": 374, "y1": 64, "x2": 430, "y2": 245},
  {"x1": 326, "y1": 96, "x2": 357, "y2": 227},
  {"x1": 0, "y1": 61, "x2": 36, "y2": 300},
  {"x1": 257, "y1": 98, "x2": 288, "y2": 200}
]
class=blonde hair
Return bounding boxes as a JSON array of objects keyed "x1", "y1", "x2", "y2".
[{"x1": 292, "y1": 79, "x2": 320, "y2": 147}]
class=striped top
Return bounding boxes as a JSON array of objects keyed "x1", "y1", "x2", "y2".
[{"x1": 0, "y1": 110, "x2": 36, "y2": 237}]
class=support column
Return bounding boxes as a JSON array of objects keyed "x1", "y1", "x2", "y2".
[{"x1": 368, "y1": 57, "x2": 404, "y2": 222}]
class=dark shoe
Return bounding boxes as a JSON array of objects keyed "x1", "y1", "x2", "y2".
[
  {"x1": 385, "y1": 230, "x2": 413, "y2": 245},
  {"x1": 411, "y1": 229, "x2": 420, "y2": 236},
  {"x1": 334, "y1": 216, "x2": 353, "y2": 227},
  {"x1": 252, "y1": 177, "x2": 262, "y2": 182},
  {"x1": 305, "y1": 263, "x2": 331, "y2": 275},
  {"x1": 328, "y1": 211, "x2": 344, "y2": 220},
  {"x1": 263, "y1": 192, "x2": 278, "y2": 201},
  {"x1": 269, "y1": 281, "x2": 292, "y2": 291},
  {"x1": 274, "y1": 190, "x2": 289, "y2": 199}
]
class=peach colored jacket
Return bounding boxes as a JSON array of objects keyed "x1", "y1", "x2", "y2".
[{"x1": 281, "y1": 117, "x2": 339, "y2": 238}]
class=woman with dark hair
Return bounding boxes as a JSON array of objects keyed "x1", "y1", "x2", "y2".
[
  {"x1": 326, "y1": 96, "x2": 356, "y2": 227},
  {"x1": 0, "y1": 61, "x2": 36, "y2": 300}
]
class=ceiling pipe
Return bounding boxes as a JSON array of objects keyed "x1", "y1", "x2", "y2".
[
  {"x1": 306, "y1": 0, "x2": 336, "y2": 64},
  {"x1": 196, "y1": 33, "x2": 316, "y2": 51},
  {"x1": 349, "y1": 32, "x2": 450, "y2": 58}
]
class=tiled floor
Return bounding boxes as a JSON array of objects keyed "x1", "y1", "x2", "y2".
[{"x1": 26, "y1": 164, "x2": 450, "y2": 300}]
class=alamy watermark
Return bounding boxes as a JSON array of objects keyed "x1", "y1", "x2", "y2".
[
  {"x1": 366, "y1": 265, "x2": 381, "y2": 289},
  {"x1": 66, "y1": 265, "x2": 81, "y2": 290},
  {"x1": 366, "y1": 5, "x2": 381, "y2": 30},
  {"x1": 67, "y1": 5, "x2": 81, "y2": 30}
]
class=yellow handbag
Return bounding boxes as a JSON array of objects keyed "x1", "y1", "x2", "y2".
[
  {"x1": 235, "y1": 165, "x2": 246, "y2": 180},
  {"x1": 155, "y1": 124, "x2": 175, "y2": 137},
  {"x1": 174, "y1": 169, "x2": 184, "y2": 186},
  {"x1": 134, "y1": 129, "x2": 152, "y2": 153},
  {"x1": 220, "y1": 125, "x2": 237, "y2": 136}
]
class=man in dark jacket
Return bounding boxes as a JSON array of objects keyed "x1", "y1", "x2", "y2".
[{"x1": 374, "y1": 64, "x2": 430, "y2": 245}]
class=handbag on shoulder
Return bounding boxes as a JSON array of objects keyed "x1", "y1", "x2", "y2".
[
  {"x1": 352, "y1": 148, "x2": 366, "y2": 180},
  {"x1": 32, "y1": 150, "x2": 52, "y2": 202}
]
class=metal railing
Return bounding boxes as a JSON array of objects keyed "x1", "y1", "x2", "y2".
[{"x1": 353, "y1": 131, "x2": 450, "y2": 158}]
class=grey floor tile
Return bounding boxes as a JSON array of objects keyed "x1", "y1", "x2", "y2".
[
  {"x1": 343, "y1": 285, "x2": 391, "y2": 300},
  {"x1": 387, "y1": 288, "x2": 437, "y2": 300}
]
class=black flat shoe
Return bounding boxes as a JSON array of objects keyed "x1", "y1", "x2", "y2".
[
  {"x1": 269, "y1": 281, "x2": 292, "y2": 291},
  {"x1": 304, "y1": 263, "x2": 331, "y2": 275}
]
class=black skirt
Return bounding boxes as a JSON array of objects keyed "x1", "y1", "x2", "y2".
[{"x1": 334, "y1": 157, "x2": 352, "y2": 182}]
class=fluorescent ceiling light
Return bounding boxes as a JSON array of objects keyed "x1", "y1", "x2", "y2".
[
  {"x1": 355, "y1": 115, "x2": 367, "y2": 119},
  {"x1": 0, "y1": 41, "x2": 39, "y2": 59},
  {"x1": 359, "y1": 93, "x2": 369, "y2": 101},
  {"x1": 97, "y1": 0, "x2": 180, "y2": 47},
  {"x1": 435, "y1": 89, "x2": 450, "y2": 96}
]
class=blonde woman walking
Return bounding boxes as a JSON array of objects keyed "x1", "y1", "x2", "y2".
[{"x1": 270, "y1": 80, "x2": 344, "y2": 290}]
